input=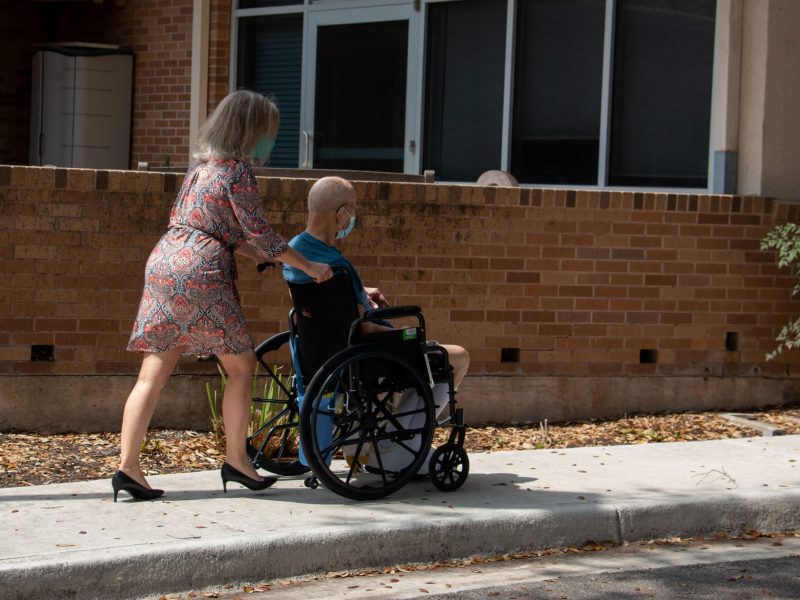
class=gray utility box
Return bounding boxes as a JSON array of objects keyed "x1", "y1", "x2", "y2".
[{"x1": 29, "y1": 44, "x2": 133, "y2": 169}]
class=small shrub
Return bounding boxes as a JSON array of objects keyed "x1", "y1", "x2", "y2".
[
  {"x1": 205, "y1": 362, "x2": 299, "y2": 457},
  {"x1": 761, "y1": 223, "x2": 800, "y2": 360}
]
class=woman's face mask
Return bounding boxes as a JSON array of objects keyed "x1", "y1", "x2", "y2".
[
  {"x1": 252, "y1": 134, "x2": 276, "y2": 164},
  {"x1": 336, "y1": 206, "x2": 356, "y2": 240}
]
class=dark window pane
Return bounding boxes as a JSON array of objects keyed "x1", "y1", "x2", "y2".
[
  {"x1": 423, "y1": 0, "x2": 505, "y2": 182},
  {"x1": 314, "y1": 21, "x2": 408, "y2": 172},
  {"x1": 511, "y1": 0, "x2": 605, "y2": 185},
  {"x1": 238, "y1": 1, "x2": 302, "y2": 8},
  {"x1": 237, "y1": 14, "x2": 303, "y2": 168},
  {"x1": 609, "y1": 0, "x2": 716, "y2": 187}
]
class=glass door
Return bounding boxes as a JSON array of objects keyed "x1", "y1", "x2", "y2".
[{"x1": 301, "y1": 5, "x2": 420, "y2": 173}]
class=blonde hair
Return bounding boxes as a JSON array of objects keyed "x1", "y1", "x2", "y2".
[{"x1": 193, "y1": 90, "x2": 280, "y2": 163}]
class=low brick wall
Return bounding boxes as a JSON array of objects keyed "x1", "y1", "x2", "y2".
[{"x1": 1, "y1": 165, "x2": 799, "y2": 431}]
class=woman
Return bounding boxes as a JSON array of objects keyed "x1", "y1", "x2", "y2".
[{"x1": 114, "y1": 90, "x2": 332, "y2": 501}]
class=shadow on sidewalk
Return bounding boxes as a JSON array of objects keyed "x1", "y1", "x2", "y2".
[{"x1": 0, "y1": 472, "x2": 604, "y2": 511}]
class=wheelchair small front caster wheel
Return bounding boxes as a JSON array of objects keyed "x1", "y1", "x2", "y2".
[
  {"x1": 429, "y1": 443, "x2": 469, "y2": 492},
  {"x1": 304, "y1": 476, "x2": 319, "y2": 489}
]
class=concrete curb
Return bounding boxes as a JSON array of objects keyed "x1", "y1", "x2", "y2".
[{"x1": 3, "y1": 490, "x2": 799, "y2": 600}]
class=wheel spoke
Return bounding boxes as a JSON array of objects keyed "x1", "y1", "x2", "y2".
[
  {"x1": 345, "y1": 434, "x2": 367, "y2": 484},
  {"x1": 319, "y1": 422, "x2": 365, "y2": 457},
  {"x1": 369, "y1": 438, "x2": 390, "y2": 486}
]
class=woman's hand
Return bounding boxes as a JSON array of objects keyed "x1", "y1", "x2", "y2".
[
  {"x1": 307, "y1": 261, "x2": 333, "y2": 283},
  {"x1": 256, "y1": 258, "x2": 282, "y2": 276}
]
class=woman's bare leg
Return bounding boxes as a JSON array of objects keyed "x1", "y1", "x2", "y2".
[
  {"x1": 216, "y1": 352, "x2": 261, "y2": 480},
  {"x1": 118, "y1": 347, "x2": 183, "y2": 488}
]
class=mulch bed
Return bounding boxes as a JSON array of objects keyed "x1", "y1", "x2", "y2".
[{"x1": 2, "y1": 406, "x2": 798, "y2": 488}]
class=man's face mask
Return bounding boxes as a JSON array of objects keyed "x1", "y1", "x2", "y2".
[
  {"x1": 252, "y1": 134, "x2": 276, "y2": 164},
  {"x1": 336, "y1": 206, "x2": 356, "y2": 240}
]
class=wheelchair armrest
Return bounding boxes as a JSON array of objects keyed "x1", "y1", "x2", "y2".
[
  {"x1": 349, "y1": 306, "x2": 426, "y2": 343},
  {"x1": 363, "y1": 305, "x2": 422, "y2": 322}
]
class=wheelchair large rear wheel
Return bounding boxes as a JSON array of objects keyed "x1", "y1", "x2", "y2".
[
  {"x1": 248, "y1": 332, "x2": 309, "y2": 477},
  {"x1": 300, "y1": 345, "x2": 435, "y2": 501}
]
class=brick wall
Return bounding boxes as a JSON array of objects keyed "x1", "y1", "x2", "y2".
[
  {"x1": 2, "y1": 164, "x2": 800, "y2": 375},
  {"x1": 2, "y1": 165, "x2": 800, "y2": 429},
  {"x1": 0, "y1": 0, "x2": 233, "y2": 169},
  {"x1": 208, "y1": 0, "x2": 233, "y2": 109}
]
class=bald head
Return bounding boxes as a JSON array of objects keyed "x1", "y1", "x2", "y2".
[{"x1": 308, "y1": 176, "x2": 356, "y2": 213}]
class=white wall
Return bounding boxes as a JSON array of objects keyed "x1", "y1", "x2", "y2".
[{"x1": 738, "y1": 0, "x2": 800, "y2": 201}]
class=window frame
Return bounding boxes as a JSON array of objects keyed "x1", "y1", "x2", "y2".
[{"x1": 230, "y1": 0, "x2": 721, "y2": 192}]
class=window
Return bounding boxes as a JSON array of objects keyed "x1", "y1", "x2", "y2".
[
  {"x1": 423, "y1": 0, "x2": 506, "y2": 182},
  {"x1": 511, "y1": 0, "x2": 606, "y2": 185},
  {"x1": 314, "y1": 20, "x2": 408, "y2": 172},
  {"x1": 609, "y1": 0, "x2": 716, "y2": 187},
  {"x1": 230, "y1": 0, "x2": 719, "y2": 189},
  {"x1": 238, "y1": 0, "x2": 302, "y2": 8},
  {"x1": 236, "y1": 14, "x2": 303, "y2": 168}
]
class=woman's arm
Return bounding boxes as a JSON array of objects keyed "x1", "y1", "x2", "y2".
[
  {"x1": 235, "y1": 242, "x2": 269, "y2": 263},
  {"x1": 227, "y1": 164, "x2": 332, "y2": 282},
  {"x1": 273, "y1": 246, "x2": 332, "y2": 283}
]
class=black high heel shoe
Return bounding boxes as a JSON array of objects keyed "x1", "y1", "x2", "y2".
[
  {"x1": 221, "y1": 462, "x2": 277, "y2": 493},
  {"x1": 112, "y1": 470, "x2": 164, "y2": 502}
]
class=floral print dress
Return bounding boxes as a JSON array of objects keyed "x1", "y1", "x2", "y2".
[{"x1": 127, "y1": 160, "x2": 288, "y2": 355}]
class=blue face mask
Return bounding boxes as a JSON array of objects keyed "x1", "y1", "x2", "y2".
[
  {"x1": 252, "y1": 134, "x2": 276, "y2": 163},
  {"x1": 336, "y1": 207, "x2": 356, "y2": 240}
]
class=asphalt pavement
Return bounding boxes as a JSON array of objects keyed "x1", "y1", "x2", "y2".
[
  {"x1": 1, "y1": 436, "x2": 798, "y2": 600},
  {"x1": 224, "y1": 534, "x2": 800, "y2": 599}
]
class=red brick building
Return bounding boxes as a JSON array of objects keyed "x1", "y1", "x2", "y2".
[{"x1": 2, "y1": 0, "x2": 800, "y2": 430}]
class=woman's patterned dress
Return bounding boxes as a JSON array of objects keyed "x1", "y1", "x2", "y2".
[{"x1": 127, "y1": 160, "x2": 288, "y2": 355}]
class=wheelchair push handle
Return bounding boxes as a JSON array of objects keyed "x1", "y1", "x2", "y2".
[{"x1": 257, "y1": 260, "x2": 278, "y2": 273}]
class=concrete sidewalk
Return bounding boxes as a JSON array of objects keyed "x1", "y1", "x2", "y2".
[{"x1": 1, "y1": 436, "x2": 798, "y2": 600}]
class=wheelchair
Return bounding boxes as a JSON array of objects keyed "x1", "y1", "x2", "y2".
[{"x1": 245, "y1": 268, "x2": 469, "y2": 501}]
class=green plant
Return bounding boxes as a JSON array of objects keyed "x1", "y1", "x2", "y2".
[
  {"x1": 139, "y1": 436, "x2": 165, "y2": 455},
  {"x1": 247, "y1": 366, "x2": 299, "y2": 458},
  {"x1": 205, "y1": 362, "x2": 298, "y2": 457},
  {"x1": 205, "y1": 363, "x2": 227, "y2": 447},
  {"x1": 761, "y1": 223, "x2": 800, "y2": 360},
  {"x1": 250, "y1": 368, "x2": 285, "y2": 431}
]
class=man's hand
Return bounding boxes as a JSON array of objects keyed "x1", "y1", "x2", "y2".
[{"x1": 365, "y1": 287, "x2": 389, "y2": 309}]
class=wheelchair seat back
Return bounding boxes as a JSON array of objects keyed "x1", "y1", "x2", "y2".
[{"x1": 288, "y1": 269, "x2": 360, "y2": 379}]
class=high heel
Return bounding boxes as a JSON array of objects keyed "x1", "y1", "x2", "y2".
[
  {"x1": 221, "y1": 462, "x2": 277, "y2": 493},
  {"x1": 112, "y1": 470, "x2": 164, "y2": 502}
]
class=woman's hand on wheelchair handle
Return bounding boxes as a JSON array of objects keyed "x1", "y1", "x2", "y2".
[
  {"x1": 307, "y1": 261, "x2": 334, "y2": 283},
  {"x1": 256, "y1": 259, "x2": 281, "y2": 276}
]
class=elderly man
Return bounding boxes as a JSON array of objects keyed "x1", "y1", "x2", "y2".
[{"x1": 283, "y1": 176, "x2": 469, "y2": 473}]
